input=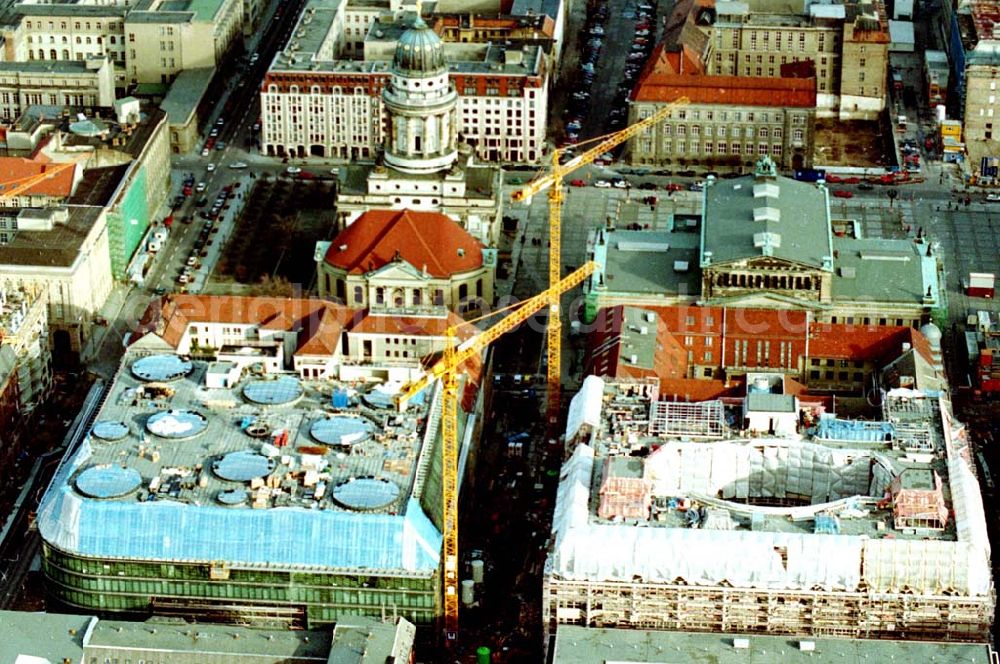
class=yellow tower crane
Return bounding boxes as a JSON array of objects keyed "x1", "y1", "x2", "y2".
[
  {"x1": 0, "y1": 161, "x2": 77, "y2": 200},
  {"x1": 510, "y1": 97, "x2": 690, "y2": 432},
  {"x1": 395, "y1": 260, "x2": 597, "y2": 641}
]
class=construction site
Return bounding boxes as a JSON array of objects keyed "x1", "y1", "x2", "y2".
[
  {"x1": 543, "y1": 375, "x2": 994, "y2": 643},
  {"x1": 35, "y1": 348, "x2": 480, "y2": 630}
]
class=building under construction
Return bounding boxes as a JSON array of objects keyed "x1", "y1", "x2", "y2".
[
  {"x1": 544, "y1": 376, "x2": 994, "y2": 642},
  {"x1": 36, "y1": 348, "x2": 482, "y2": 629}
]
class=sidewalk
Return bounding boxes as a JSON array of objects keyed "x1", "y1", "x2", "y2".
[{"x1": 80, "y1": 281, "x2": 135, "y2": 364}]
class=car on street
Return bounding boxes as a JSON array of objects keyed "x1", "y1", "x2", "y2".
[
  {"x1": 216, "y1": 117, "x2": 224, "y2": 126},
  {"x1": 594, "y1": 179, "x2": 612, "y2": 188},
  {"x1": 177, "y1": 273, "x2": 190, "y2": 284},
  {"x1": 638, "y1": 182, "x2": 657, "y2": 190},
  {"x1": 215, "y1": 141, "x2": 226, "y2": 151},
  {"x1": 858, "y1": 182, "x2": 874, "y2": 190},
  {"x1": 987, "y1": 193, "x2": 1000, "y2": 202},
  {"x1": 153, "y1": 286, "x2": 167, "y2": 296},
  {"x1": 195, "y1": 182, "x2": 207, "y2": 192},
  {"x1": 195, "y1": 196, "x2": 208, "y2": 207},
  {"x1": 689, "y1": 181, "x2": 705, "y2": 191},
  {"x1": 612, "y1": 179, "x2": 628, "y2": 189},
  {"x1": 570, "y1": 179, "x2": 587, "y2": 187},
  {"x1": 833, "y1": 189, "x2": 854, "y2": 198},
  {"x1": 286, "y1": 166, "x2": 301, "y2": 175},
  {"x1": 201, "y1": 148, "x2": 210, "y2": 157},
  {"x1": 250, "y1": 52, "x2": 259, "y2": 64},
  {"x1": 229, "y1": 161, "x2": 247, "y2": 169},
  {"x1": 209, "y1": 128, "x2": 219, "y2": 138},
  {"x1": 664, "y1": 183, "x2": 684, "y2": 192},
  {"x1": 206, "y1": 163, "x2": 216, "y2": 172}
]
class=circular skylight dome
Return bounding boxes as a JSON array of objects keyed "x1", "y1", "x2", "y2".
[
  {"x1": 131, "y1": 354, "x2": 193, "y2": 382},
  {"x1": 75, "y1": 464, "x2": 142, "y2": 499},
  {"x1": 310, "y1": 416, "x2": 374, "y2": 447},
  {"x1": 146, "y1": 409, "x2": 208, "y2": 439},
  {"x1": 332, "y1": 477, "x2": 400, "y2": 512},
  {"x1": 213, "y1": 450, "x2": 276, "y2": 482}
]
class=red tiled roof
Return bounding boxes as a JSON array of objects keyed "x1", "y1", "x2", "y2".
[
  {"x1": 640, "y1": 42, "x2": 705, "y2": 78},
  {"x1": 808, "y1": 324, "x2": 922, "y2": 363},
  {"x1": 349, "y1": 311, "x2": 479, "y2": 342},
  {"x1": 657, "y1": 378, "x2": 738, "y2": 401},
  {"x1": 324, "y1": 209, "x2": 483, "y2": 278},
  {"x1": 145, "y1": 295, "x2": 353, "y2": 356},
  {"x1": 633, "y1": 72, "x2": 816, "y2": 108},
  {"x1": 0, "y1": 157, "x2": 76, "y2": 197}
]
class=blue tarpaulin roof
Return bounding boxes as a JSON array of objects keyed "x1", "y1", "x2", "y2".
[{"x1": 37, "y1": 439, "x2": 442, "y2": 571}]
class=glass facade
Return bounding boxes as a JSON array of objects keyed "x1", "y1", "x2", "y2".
[{"x1": 43, "y1": 543, "x2": 440, "y2": 628}]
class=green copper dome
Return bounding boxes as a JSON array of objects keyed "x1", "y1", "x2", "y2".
[{"x1": 392, "y1": 14, "x2": 445, "y2": 75}]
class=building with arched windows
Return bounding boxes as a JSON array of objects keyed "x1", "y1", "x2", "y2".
[{"x1": 316, "y1": 208, "x2": 495, "y2": 316}]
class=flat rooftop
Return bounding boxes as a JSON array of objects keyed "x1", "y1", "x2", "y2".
[
  {"x1": 37, "y1": 353, "x2": 443, "y2": 573},
  {"x1": 0, "y1": 204, "x2": 103, "y2": 268},
  {"x1": 338, "y1": 162, "x2": 499, "y2": 201},
  {"x1": 552, "y1": 626, "x2": 995, "y2": 664},
  {"x1": 551, "y1": 377, "x2": 992, "y2": 599},
  {"x1": 268, "y1": 0, "x2": 544, "y2": 75},
  {"x1": 591, "y1": 228, "x2": 701, "y2": 299}
]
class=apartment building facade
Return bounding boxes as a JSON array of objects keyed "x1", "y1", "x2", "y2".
[
  {"x1": 0, "y1": 0, "x2": 243, "y2": 90},
  {"x1": 0, "y1": 58, "x2": 115, "y2": 122},
  {"x1": 628, "y1": 70, "x2": 816, "y2": 170},
  {"x1": 260, "y1": 0, "x2": 548, "y2": 164},
  {"x1": 261, "y1": 43, "x2": 547, "y2": 163},
  {"x1": 706, "y1": 0, "x2": 889, "y2": 120}
]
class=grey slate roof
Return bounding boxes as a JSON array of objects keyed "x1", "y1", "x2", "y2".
[{"x1": 701, "y1": 174, "x2": 834, "y2": 270}]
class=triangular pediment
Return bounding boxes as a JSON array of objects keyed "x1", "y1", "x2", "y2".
[
  {"x1": 713, "y1": 256, "x2": 820, "y2": 272},
  {"x1": 367, "y1": 260, "x2": 433, "y2": 282}
]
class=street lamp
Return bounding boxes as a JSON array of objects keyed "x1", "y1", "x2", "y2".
[{"x1": 887, "y1": 188, "x2": 899, "y2": 209}]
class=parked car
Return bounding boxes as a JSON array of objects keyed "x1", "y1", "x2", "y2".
[
  {"x1": 570, "y1": 179, "x2": 587, "y2": 187},
  {"x1": 196, "y1": 196, "x2": 208, "y2": 207},
  {"x1": 209, "y1": 128, "x2": 219, "y2": 138},
  {"x1": 664, "y1": 183, "x2": 684, "y2": 192},
  {"x1": 689, "y1": 181, "x2": 705, "y2": 191},
  {"x1": 195, "y1": 182, "x2": 207, "y2": 192},
  {"x1": 833, "y1": 189, "x2": 854, "y2": 199},
  {"x1": 594, "y1": 179, "x2": 612, "y2": 188},
  {"x1": 229, "y1": 161, "x2": 247, "y2": 169},
  {"x1": 206, "y1": 163, "x2": 216, "y2": 172},
  {"x1": 858, "y1": 182, "x2": 874, "y2": 191},
  {"x1": 612, "y1": 179, "x2": 628, "y2": 189},
  {"x1": 987, "y1": 193, "x2": 1000, "y2": 202},
  {"x1": 286, "y1": 166, "x2": 301, "y2": 175},
  {"x1": 201, "y1": 148, "x2": 210, "y2": 157}
]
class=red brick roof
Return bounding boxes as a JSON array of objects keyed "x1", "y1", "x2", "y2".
[
  {"x1": 0, "y1": 157, "x2": 76, "y2": 197},
  {"x1": 633, "y1": 71, "x2": 817, "y2": 108},
  {"x1": 349, "y1": 310, "x2": 479, "y2": 343},
  {"x1": 324, "y1": 209, "x2": 483, "y2": 278},
  {"x1": 809, "y1": 323, "x2": 933, "y2": 364}
]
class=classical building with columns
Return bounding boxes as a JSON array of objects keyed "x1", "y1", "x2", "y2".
[
  {"x1": 584, "y1": 156, "x2": 941, "y2": 328},
  {"x1": 333, "y1": 10, "x2": 503, "y2": 247}
]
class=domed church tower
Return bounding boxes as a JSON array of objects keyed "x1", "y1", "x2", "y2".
[{"x1": 382, "y1": 7, "x2": 458, "y2": 174}]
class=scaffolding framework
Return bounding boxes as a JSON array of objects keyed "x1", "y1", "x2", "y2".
[
  {"x1": 648, "y1": 400, "x2": 727, "y2": 439},
  {"x1": 542, "y1": 578, "x2": 995, "y2": 643}
]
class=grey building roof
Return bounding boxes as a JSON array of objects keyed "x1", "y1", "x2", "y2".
[
  {"x1": 510, "y1": 0, "x2": 562, "y2": 20},
  {"x1": 160, "y1": 67, "x2": 215, "y2": 125},
  {"x1": 0, "y1": 205, "x2": 103, "y2": 268},
  {"x1": 327, "y1": 617, "x2": 415, "y2": 664},
  {"x1": 701, "y1": 171, "x2": 834, "y2": 270},
  {"x1": 831, "y1": 237, "x2": 938, "y2": 306},
  {"x1": 0, "y1": 59, "x2": 105, "y2": 75},
  {"x1": 616, "y1": 306, "x2": 661, "y2": 371},
  {"x1": 87, "y1": 618, "x2": 332, "y2": 660},
  {"x1": 746, "y1": 392, "x2": 796, "y2": 412},
  {"x1": 0, "y1": 610, "x2": 92, "y2": 664},
  {"x1": 551, "y1": 626, "x2": 994, "y2": 663},
  {"x1": 593, "y1": 228, "x2": 701, "y2": 299}
]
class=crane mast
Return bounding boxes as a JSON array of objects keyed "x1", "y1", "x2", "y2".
[
  {"x1": 510, "y1": 97, "x2": 690, "y2": 435},
  {"x1": 395, "y1": 261, "x2": 596, "y2": 640}
]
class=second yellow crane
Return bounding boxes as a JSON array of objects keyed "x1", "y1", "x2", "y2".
[
  {"x1": 395, "y1": 261, "x2": 597, "y2": 640},
  {"x1": 510, "y1": 97, "x2": 690, "y2": 432}
]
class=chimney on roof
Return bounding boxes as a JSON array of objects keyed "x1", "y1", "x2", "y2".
[{"x1": 458, "y1": 248, "x2": 465, "y2": 257}]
